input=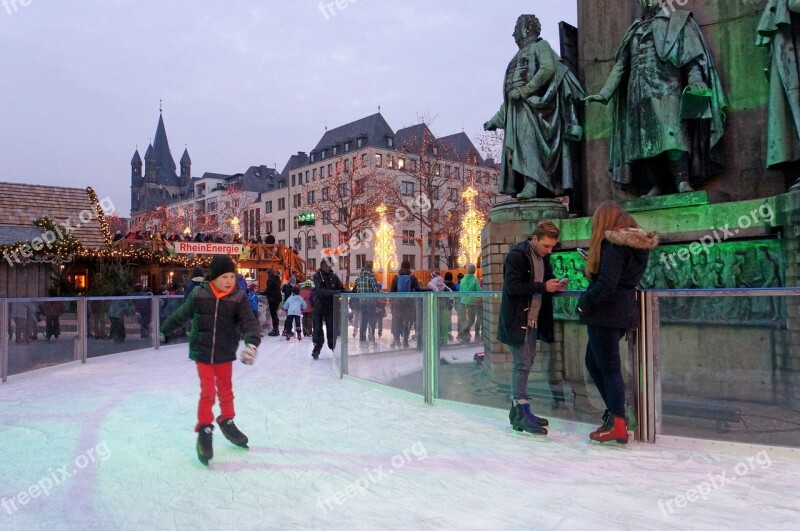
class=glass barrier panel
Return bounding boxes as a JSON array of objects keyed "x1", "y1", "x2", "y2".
[
  {"x1": 157, "y1": 296, "x2": 189, "y2": 348},
  {"x1": 434, "y1": 292, "x2": 636, "y2": 429},
  {"x1": 7, "y1": 299, "x2": 80, "y2": 376},
  {"x1": 86, "y1": 297, "x2": 161, "y2": 358},
  {"x1": 342, "y1": 293, "x2": 424, "y2": 396},
  {"x1": 656, "y1": 294, "x2": 800, "y2": 449}
]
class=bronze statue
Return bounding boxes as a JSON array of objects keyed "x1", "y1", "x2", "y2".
[
  {"x1": 757, "y1": 0, "x2": 800, "y2": 192},
  {"x1": 585, "y1": 0, "x2": 727, "y2": 196},
  {"x1": 484, "y1": 14, "x2": 584, "y2": 200}
]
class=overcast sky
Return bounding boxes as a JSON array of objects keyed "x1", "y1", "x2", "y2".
[{"x1": 0, "y1": 0, "x2": 577, "y2": 217}]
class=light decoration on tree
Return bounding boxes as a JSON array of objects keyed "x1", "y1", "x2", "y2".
[
  {"x1": 372, "y1": 203, "x2": 398, "y2": 287},
  {"x1": 457, "y1": 186, "x2": 485, "y2": 267}
]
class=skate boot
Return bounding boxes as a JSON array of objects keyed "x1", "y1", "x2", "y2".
[
  {"x1": 217, "y1": 417, "x2": 249, "y2": 448},
  {"x1": 196, "y1": 424, "x2": 214, "y2": 466},
  {"x1": 511, "y1": 400, "x2": 549, "y2": 427},
  {"x1": 312, "y1": 345, "x2": 321, "y2": 359},
  {"x1": 512, "y1": 403, "x2": 548, "y2": 435},
  {"x1": 297, "y1": 331, "x2": 302, "y2": 341},
  {"x1": 589, "y1": 413, "x2": 628, "y2": 444}
]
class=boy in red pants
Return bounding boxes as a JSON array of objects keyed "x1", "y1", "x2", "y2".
[{"x1": 161, "y1": 255, "x2": 261, "y2": 466}]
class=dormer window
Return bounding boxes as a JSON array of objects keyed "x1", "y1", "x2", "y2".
[
  {"x1": 357, "y1": 138, "x2": 363, "y2": 148},
  {"x1": 387, "y1": 137, "x2": 394, "y2": 148},
  {"x1": 344, "y1": 142, "x2": 350, "y2": 152},
  {"x1": 322, "y1": 150, "x2": 327, "y2": 159},
  {"x1": 310, "y1": 154, "x2": 316, "y2": 163},
  {"x1": 333, "y1": 146, "x2": 338, "y2": 156}
]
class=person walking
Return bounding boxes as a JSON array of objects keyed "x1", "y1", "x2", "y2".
[
  {"x1": 354, "y1": 261, "x2": 380, "y2": 342},
  {"x1": 577, "y1": 200, "x2": 658, "y2": 444},
  {"x1": 457, "y1": 264, "x2": 482, "y2": 343},
  {"x1": 497, "y1": 220, "x2": 568, "y2": 436},
  {"x1": 263, "y1": 268, "x2": 283, "y2": 336},
  {"x1": 311, "y1": 260, "x2": 344, "y2": 359},
  {"x1": 299, "y1": 280, "x2": 314, "y2": 338}
]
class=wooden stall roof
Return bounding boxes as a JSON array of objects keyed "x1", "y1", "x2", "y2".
[{"x1": 0, "y1": 182, "x2": 107, "y2": 249}]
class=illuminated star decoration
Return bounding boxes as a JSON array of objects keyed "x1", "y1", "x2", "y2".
[{"x1": 457, "y1": 186, "x2": 485, "y2": 267}]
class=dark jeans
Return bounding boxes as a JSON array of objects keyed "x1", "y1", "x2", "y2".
[
  {"x1": 45, "y1": 316, "x2": 60, "y2": 340},
  {"x1": 313, "y1": 310, "x2": 337, "y2": 350},
  {"x1": 359, "y1": 303, "x2": 376, "y2": 340},
  {"x1": 283, "y1": 315, "x2": 301, "y2": 335},
  {"x1": 584, "y1": 325, "x2": 627, "y2": 418},
  {"x1": 268, "y1": 301, "x2": 280, "y2": 332},
  {"x1": 510, "y1": 327, "x2": 538, "y2": 401}
]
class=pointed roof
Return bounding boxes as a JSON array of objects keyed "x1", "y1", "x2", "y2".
[
  {"x1": 144, "y1": 143, "x2": 155, "y2": 160},
  {"x1": 180, "y1": 148, "x2": 191, "y2": 166},
  {"x1": 310, "y1": 113, "x2": 394, "y2": 155},
  {"x1": 152, "y1": 114, "x2": 177, "y2": 174},
  {"x1": 394, "y1": 123, "x2": 437, "y2": 156},
  {"x1": 436, "y1": 132, "x2": 484, "y2": 165},
  {"x1": 131, "y1": 149, "x2": 142, "y2": 165}
]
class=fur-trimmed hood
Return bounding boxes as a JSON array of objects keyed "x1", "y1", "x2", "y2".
[{"x1": 605, "y1": 228, "x2": 659, "y2": 250}]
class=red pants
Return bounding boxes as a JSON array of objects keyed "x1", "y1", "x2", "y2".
[{"x1": 195, "y1": 361, "x2": 235, "y2": 432}]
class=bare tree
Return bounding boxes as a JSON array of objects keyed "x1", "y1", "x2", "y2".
[{"x1": 306, "y1": 157, "x2": 384, "y2": 283}]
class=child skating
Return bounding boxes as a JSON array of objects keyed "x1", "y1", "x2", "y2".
[
  {"x1": 160, "y1": 255, "x2": 261, "y2": 466},
  {"x1": 283, "y1": 285, "x2": 306, "y2": 341}
]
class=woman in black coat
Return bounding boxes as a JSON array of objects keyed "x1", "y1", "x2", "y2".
[{"x1": 577, "y1": 201, "x2": 658, "y2": 444}]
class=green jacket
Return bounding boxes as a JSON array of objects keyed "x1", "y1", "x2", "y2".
[{"x1": 459, "y1": 274, "x2": 482, "y2": 305}]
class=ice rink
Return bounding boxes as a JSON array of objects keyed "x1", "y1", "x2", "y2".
[{"x1": 2, "y1": 337, "x2": 799, "y2": 530}]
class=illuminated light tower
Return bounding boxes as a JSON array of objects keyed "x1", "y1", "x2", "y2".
[
  {"x1": 457, "y1": 186, "x2": 485, "y2": 268},
  {"x1": 230, "y1": 216, "x2": 240, "y2": 237},
  {"x1": 373, "y1": 204, "x2": 398, "y2": 288}
]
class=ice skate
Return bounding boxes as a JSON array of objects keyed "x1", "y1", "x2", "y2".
[
  {"x1": 297, "y1": 331, "x2": 302, "y2": 341},
  {"x1": 512, "y1": 403, "x2": 548, "y2": 436},
  {"x1": 196, "y1": 424, "x2": 214, "y2": 465},
  {"x1": 217, "y1": 417, "x2": 249, "y2": 448},
  {"x1": 589, "y1": 413, "x2": 628, "y2": 444}
]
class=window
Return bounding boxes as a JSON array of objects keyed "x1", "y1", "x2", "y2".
[
  {"x1": 333, "y1": 146, "x2": 338, "y2": 156},
  {"x1": 432, "y1": 146, "x2": 438, "y2": 156},
  {"x1": 278, "y1": 219, "x2": 286, "y2": 232},
  {"x1": 434, "y1": 164, "x2": 441, "y2": 176},
  {"x1": 338, "y1": 232, "x2": 348, "y2": 245},
  {"x1": 360, "y1": 153, "x2": 367, "y2": 166},
  {"x1": 356, "y1": 254, "x2": 367, "y2": 269},
  {"x1": 402, "y1": 230, "x2": 416, "y2": 245},
  {"x1": 307, "y1": 191, "x2": 315, "y2": 205},
  {"x1": 265, "y1": 220, "x2": 273, "y2": 233},
  {"x1": 398, "y1": 157, "x2": 405, "y2": 170},
  {"x1": 310, "y1": 154, "x2": 316, "y2": 163},
  {"x1": 294, "y1": 237, "x2": 302, "y2": 250},
  {"x1": 292, "y1": 175, "x2": 296, "y2": 187},
  {"x1": 387, "y1": 137, "x2": 394, "y2": 148},
  {"x1": 387, "y1": 155, "x2": 395, "y2": 169},
  {"x1": 322, "y1": 149, "x2": 327, "y2": 159},
  {"x1": 338, "y1": 256, "x2": 349, "y2": 270},
  {"x1": 353, "y1": 179, "x2": 363, "y2": 195},
  {"x1": 320, "y1": 166, "x2": 326, "y2": 178},
  {"x1": 307, "y1": 258, "x2": 317, "y2": 270},
  {"x1": 278, "y1": 198, "x2": 286, "y2": 211},
  {"x1": 344, "y1": 158, "x2": 350, "y2": 171},
  {"x1": 357, "y1": 138, "x2": 363, "y2": 148},
  {"x1": 375, "y1": 154, "x2": 383, "y2": 167},
  {"x1": 308, "y1": 235, "x2": 318, "y2": 249},
  {"x1": 338, "y1": 208, "x2": 348, "y2": 222},
  {"x1": 449, "y1": 188, "x2": 458, "y2": 202},
  {"x1": 265, "y1": 201, "x2": 273, "y2": 213},
  {"x1": 328, "y1": 163, "x2": 333, "y2": 176},
  {"x1": 322, "y1": 210, "x2": 331, "y2": 224},
  {"x1": 401, "y1": 181, "x2": 414, "y2": 196},
  {"x1": 313, "y1": 168, "x2": 317, "y2": 180},
  {"x1": 305, "y1": 171, "x2": 310, "y2": 183},
  {"x1": 293, "y1": 219, "x2": 298, "y2": 230},
  {"x1": 338, "y1": 183, "x2": 349, "y2": 197},
  {"x1": 293, "y1": 194, "x2": 302, "y2": 208},
  {"x1": 445, "y1": 165, "x2": 451, "y2": 177},
  {"x1": 323, "y1": 234, "x2": 332, "y2": 247},
  {"x1": 322, "y1": 187, "x2": 330, "y2": 201},
  {"x1": 402, "y1": 255, "x2": 416, "y2": 269},
  {"x1": 344, "y1": 142, "x2": 350, "y2": 152}
]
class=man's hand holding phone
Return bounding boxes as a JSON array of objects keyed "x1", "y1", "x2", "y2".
[{"x1": 546, "y1": 278, "x2": 569, "y2": 292}]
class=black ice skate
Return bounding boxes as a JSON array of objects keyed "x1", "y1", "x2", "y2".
[
  {"x1": 197, "y1": 424, "x2": 214, "y2": 466},
  {"x1": 512, "y1": 404, "x2": 548, "y2": 436},
  {"x1": 217, "y1": 417, "x2": 249, "y2": 448}
]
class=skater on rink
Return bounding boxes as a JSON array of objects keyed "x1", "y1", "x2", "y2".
[
  {"x1": 283, "y1": 285, "x2": 307, "y2": 341},
  {"x1": 311, "y1": 259, "x2": 344, "y2": 359},
  {"x1": 160, "y1": 254, "x2": 261, "y2": 466},
  {"x1": 577, "y1": 201, "x2": 658, "y2": 444},
  {"x1": 497, "y1": 220, "x2": 568, "y2": 436}
]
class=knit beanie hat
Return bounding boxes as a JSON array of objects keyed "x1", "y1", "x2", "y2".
[
  {"x1": 209, "y1": 255, "x2": 236, "y2": 280},
  {"x1": 191, "y1": 267, "x2": 205, "y2": 278}
]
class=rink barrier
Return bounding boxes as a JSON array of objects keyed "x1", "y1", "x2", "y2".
[{"x1": 338, "y1": 287, "x2": 800, "y2": 451}]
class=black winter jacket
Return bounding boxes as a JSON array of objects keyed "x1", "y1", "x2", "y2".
[
  {"x1": 264, "y1": 274, "x2": 282, "y2": 305},
  {"x1": 497, "y1": 240, "x2": 556, "y2": 346},
  {"x1": 312, "y1": 269, "x2": 344, "y2": 312},
  {"x1": 577, "y1": 228, "x2": 659, "y2": 329},
  {"x1": 161, "y1": 282, "x2": 261, "y2": 364}
]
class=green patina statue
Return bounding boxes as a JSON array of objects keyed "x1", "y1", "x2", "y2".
[
  {"x1": 757, "y1": 0, "x2": 800, "y2": 192},
  {"x1": 484, "y1": 14, "x2": 584, "y2": 200},
  {"x1": 585, "y1": 0, "x2": 727, "y2": 197}
]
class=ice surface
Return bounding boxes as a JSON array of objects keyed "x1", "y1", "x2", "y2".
[{"x1": 1, "y1": 338, "x2": 799, "y2": 530}]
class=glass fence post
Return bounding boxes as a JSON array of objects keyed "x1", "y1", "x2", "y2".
[
  {"x1": 339, "y1": 294, "x2": 348, "y2": 378},
  {"x1": 635, "y1": 290, "x2": 658, "y2": 443},
  {"x1": 423, "y1": 292, "x2": 437, "y2": 405},
  {"x1": 77, "y1": 297, "x2": 87, "y2": 364},
  {"x1": 152, "y1": 296, "x2": 160, "y2": 351},
  {"x1": 1, "y1": 299, "x2": 8, "y2": 383}
]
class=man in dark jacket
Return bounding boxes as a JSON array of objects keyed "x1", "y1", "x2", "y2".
[
  {"x1": 498, "y1": 220, "x2": 567, "y2": 436},
  {"x1": 311, "y1": 260, "x2": 344, "y2": 359},
  {"x1": 263, "y1": 268, "x2": 283, "y2": 336}
]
